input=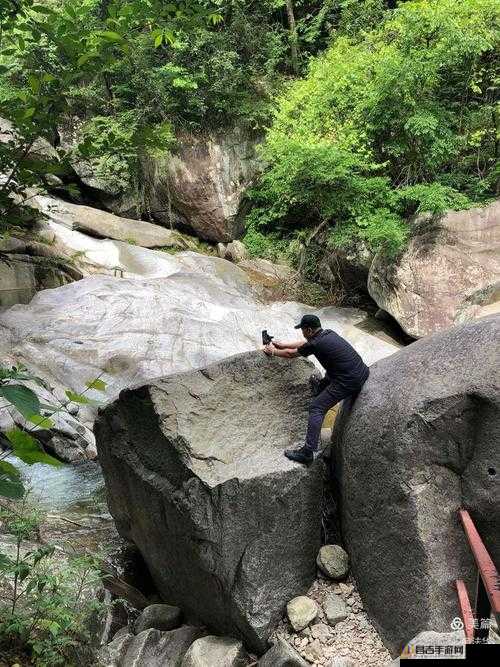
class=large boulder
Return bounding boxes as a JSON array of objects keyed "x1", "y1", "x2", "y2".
[
  {"x1": 143, "y1": 128, "x2": 261, "y2": 242},
  {"x1": 332, "y1": 316, "x2": 500, "y2": 655},
  {"x1": 32, "y1": 195, "x2": 189, "y2": 249},
  {"x1": 95, "y1": 352, "x2": 325, "y2": 652},
  {"x1": 368, "y1": 202, "x2": 500, "y2": 338}
]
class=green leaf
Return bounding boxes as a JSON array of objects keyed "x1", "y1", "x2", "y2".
[
  {"x1": 0, "y1": 553, "x2": 15, "y2": 570},
  {"x1": 28, "y1": 74, "x2": 40, "y2": 93},
  {"x1": 98, "y1": 31, "x2": 124, "y2": 43},
  {"x1": 77, "y1": 52, "x2": 98, "y2": 66},
  {"x1": 32, "y1": 5, "x2": 55, "y2": 15},
  {"x1": 85, "y1": 378, "x2": 106, "y2": 392},
  {"x1": 0, "y1": 384, "x2": 40, "y2": 419},
  {"x1": 154, "y1": 33, "x2": 163, "y2": 48},
  {"x1": 0, "y1": 476, "x2": 25, "y2": 499},
  {"x1": 65, "y1": 390, "x2": 90, "y2": 404},
  {"x1": 26, "y1": 414, "x2": 55, "y2": 429},
  {"x1": 0, "y1": 460, "x2": 21, "y2": 479},
  {"x1": 5, "y1": 428, "x2": 61, "y2": 467}
]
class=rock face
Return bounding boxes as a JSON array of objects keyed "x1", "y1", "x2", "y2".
[
  {"x1": 332, "y1": 316, "x2": 500, "y2": 655},
  {"x1": 95, "y1": 352, "x2": 325, "y2": 652},
  {"x1": 32, "y1": 195, "x2": 189, "y2": 249},
  {"x1": 0, "y1": 253, "x2": 69, "y2": 310},
  {"x1": 368, "y1": 202, "x2": 500, "y2": 338},
  {"x1": 143, "y1": 128, "x2": 261, "y2": 242}
]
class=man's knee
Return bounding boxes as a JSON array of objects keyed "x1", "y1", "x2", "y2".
[{"x1": 309, "y1": 395, "x2": 329, "y2": 416}]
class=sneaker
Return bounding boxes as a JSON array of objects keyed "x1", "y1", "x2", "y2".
[{"x1": 284, "y1": 446, "x2": 314, "y2": 465}]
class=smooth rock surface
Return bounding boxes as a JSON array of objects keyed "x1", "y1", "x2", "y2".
[
  {"x1": 32, "y1": 195, "x2": 189, "y2": 249},
  {"x1": 258, "y1": 637, "x2": 308, "y2": 666},
  {"x1": 143, "y1": 128, "x2": 261, "y2": 242},
  {"x1": 332, "y1": 316, "x2": 500, "y2": 655},
  {"x1": 181, "y1": 635, "x2": 249, "y2": 667},
  {"x1": 0, "y1": 246, "x2": 398, "y2": 454},
  {"x1": 287, "y1": 596, "x2": 318, "y2": 632},
  {"x1": 368, "y1": 201, "x2": 500, "y2": 337},
  {"x1": 316, "y1": 545, "x2": 349, "y2": 580},
  {"x1": 324, "y1": 593, "x2": 348, "y2": 626},
  {"x1": 134, "y1": 603, "x2": 182, "y2": 634},
  {"x1": 96, "y1": 352, "x2": 324, "y2": 652}
]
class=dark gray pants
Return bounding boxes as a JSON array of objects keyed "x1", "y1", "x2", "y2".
[{"x1": 305, "y1": 375, "x2": 367, "y2": 451}]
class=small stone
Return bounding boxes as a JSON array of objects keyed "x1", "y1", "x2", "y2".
[
  {"x1": 302, "y1": 639, "x2": 323, "y2": 663},
  {"x1": 216, "y1": 242, "x2": 226, "y2": 258},
  {"x1": 324, "y1": 594, "x2": 348, "y2": 627},
  {"x1": 346, "y1": 596, "x2": 355, "y2": 607},
  {"x1": 181, "y1": 635, "x2": 249, "y2": 666},
  {"x1": 133, "y1": 603, "x2": 182, "y2": 634},
  {"x1": 311, "y1": 623, "x2": 331, "y2": 642},
  {"x1": 338, "y1": 583, "x2": 354, "y2": 596},
  {"x1": 316, "y1": 546, "x2": 349, "y2": 580},
  {"x1": 258, "y1": 637, "x2": 309, "y2": 667},
  {"x1": 287, "y1": 596, "x2": 318, "y2": 632}
]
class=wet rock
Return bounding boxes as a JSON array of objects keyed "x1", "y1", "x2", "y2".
[
  {"x1": 181, "y1": 635, "x2": 249, "y2": 667},
  {"x1": 287, "y1": 596, "x2": 318, "y2": 632},
  {"x1": 258, "y1": 637, "x2": 308, "y2": 666},
  {"x1": 316, "y1": 545, "x2": 349, "y2": 580},
  {"x1": 96, "y1": 352, "x2": 324, "y2": 652},
  {"x1": 134, "y1": 604, "x2": 182, "y2": 634}
]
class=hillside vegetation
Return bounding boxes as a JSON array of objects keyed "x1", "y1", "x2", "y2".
[{"x1": 245, "y1": 0, "x2": 499, "y2": 262}]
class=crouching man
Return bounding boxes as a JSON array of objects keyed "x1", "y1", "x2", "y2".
[{"x1": 263, "y1": 314, "x2": 369, "y2": 465}]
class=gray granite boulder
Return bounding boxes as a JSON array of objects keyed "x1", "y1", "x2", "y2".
[
  {"x1": 332, "y1": 316, "x2": 500, "y2": 655},
  {"x1": 98, "y1": 626, "x2": 204, "y2": 667},
  {"x1": 368, "y1": 201, "x2": 500, "y2": 338},
  {"x1": 95, "y1": 351, "x2": 324, "y2": 652},
  {"x1": 133, "y1": 604, "x2": 182, "y2": 634}
]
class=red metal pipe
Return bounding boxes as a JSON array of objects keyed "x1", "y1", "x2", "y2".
[
  {"x1": 459, "y1": 509, "x2": 500, "y2": 614},
  {"x1": 455, "y1": 579, "x2": 474, "y2": 643}
]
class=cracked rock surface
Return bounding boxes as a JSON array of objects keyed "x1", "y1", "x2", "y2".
[
  {"x1": 96, "y1": 351, "x2": 325, "y2": 652},
  {"x1": 332, "y1": 316, "x2": 500, "y2": 655}
]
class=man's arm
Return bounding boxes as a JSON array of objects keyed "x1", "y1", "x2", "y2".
[
  {"x1": 263, "y1": 344, "x2": 299, "y2": 358},
  {"x1": 272, "y1": 339, "x2": 306, "y2": 350}
]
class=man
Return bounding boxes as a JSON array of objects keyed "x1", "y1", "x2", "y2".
[{"x1": 263, "y1": 314, "x2": 369, "y2": 465}]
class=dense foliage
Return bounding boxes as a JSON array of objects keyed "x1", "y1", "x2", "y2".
[
  {"x1": 246, "y1": 0, "x2": 499, "y2": 258},
  {"x1": 0, "y1": 499, "x2": 104, "y2": 666}
]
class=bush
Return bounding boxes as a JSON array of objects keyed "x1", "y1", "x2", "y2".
[
  {"x1": 0, "y1": 499, "x2": 105, "y2": 666},
  {"x1": 248, "y1": 0, "x2": 499, "y2": 254}
]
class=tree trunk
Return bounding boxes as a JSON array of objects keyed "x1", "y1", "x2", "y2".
[{"x1": 285, "y1": 0, "x2": 299, "y2": 75}]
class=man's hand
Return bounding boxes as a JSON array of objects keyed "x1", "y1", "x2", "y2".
[{"x1": 263, "y1": 343, "x2": 274, "y2": 356}]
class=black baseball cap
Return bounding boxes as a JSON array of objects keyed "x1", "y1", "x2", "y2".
[{"x1": 294, "y1": 314, "x2": 322, "y2": 329}]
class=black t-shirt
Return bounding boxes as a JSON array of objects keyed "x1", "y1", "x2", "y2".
[{"x1": 297, "y1": 328, "x2": 369, "y2": 387}]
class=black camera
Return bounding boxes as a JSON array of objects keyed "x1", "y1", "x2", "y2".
[{"x1": 262, "y1": 330, "x2": 274, "y2": 345}]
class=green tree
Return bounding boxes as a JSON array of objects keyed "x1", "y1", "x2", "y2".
[{"x1": 247, "y1": 0, "x2": 499, "y2": 255}]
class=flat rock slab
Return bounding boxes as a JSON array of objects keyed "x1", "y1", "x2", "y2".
[
  {"x1": 96, "y1": 351, "x2": 324, "y2": 652},
  {"x1": 33, "y1": 194, "x2": 188, "y2": 248}
]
